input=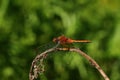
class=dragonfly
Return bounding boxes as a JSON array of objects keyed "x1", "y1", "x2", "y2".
[
  {"x1": 53, "y1": 35, "x2": 91, "y2": 46},
  {"x1": 36, "y1": 35, "x2": 90, "y2": 53}
]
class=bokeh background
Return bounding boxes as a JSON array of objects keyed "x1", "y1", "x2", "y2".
[{"x1": 0, "y1": 0, "x2": 120, "y2": 80}]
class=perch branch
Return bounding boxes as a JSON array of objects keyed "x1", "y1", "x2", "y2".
[
  {"x1": 57, "y1": 48, "x2": 110, "y2": 80},
  {"x1": 29, "y1": 46, "x2": 110, "y2": 80},
  {"x1": 29, "y1": 42, "x2": 60, "y2": 80}
]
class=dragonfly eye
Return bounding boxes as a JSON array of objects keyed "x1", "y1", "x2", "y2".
[{"x1": 53, "y1": 38, "x2": 58, "y2": 43}]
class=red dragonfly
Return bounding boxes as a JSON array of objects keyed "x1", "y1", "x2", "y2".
[
  {"x1": 53, "y1": 35, "x2": 91, "y2": 46},
  {"x1": 36, "y1": 35, "x2": 90, "y2": 53}
]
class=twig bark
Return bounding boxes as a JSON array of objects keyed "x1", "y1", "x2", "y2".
[
  {"x1": 29, "y1": 42, "x2": 60, "y2": 80},
  {"x1": 57, "y1": 48, "x2": 110, "y2": 80},
  {"x1": 29, "y1": 47, "x2": 110, "y2": 80}
]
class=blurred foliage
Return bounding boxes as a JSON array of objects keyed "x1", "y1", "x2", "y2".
[{"x1": 0, "y1": 0, "x2": 120, "y2": 80}]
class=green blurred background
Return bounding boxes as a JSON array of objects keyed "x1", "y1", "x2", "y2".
[{"x1": 0, "y1": 0, "x2": 120, "y2": 80}]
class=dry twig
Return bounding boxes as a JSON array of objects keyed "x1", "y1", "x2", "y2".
[
  {"x1": 29, "y1": 42, "x2": 60, "y2": 80},
  {"x1": 29, "y1": 47, "x2": 110, "y2": 80},
  {"x1": 57, "y1": 48, "x2": 110, "y2": 80}
]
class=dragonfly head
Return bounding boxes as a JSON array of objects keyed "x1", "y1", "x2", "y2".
[{"x1": 53, "y1": 38, "x2": 58, "y2": 43}]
